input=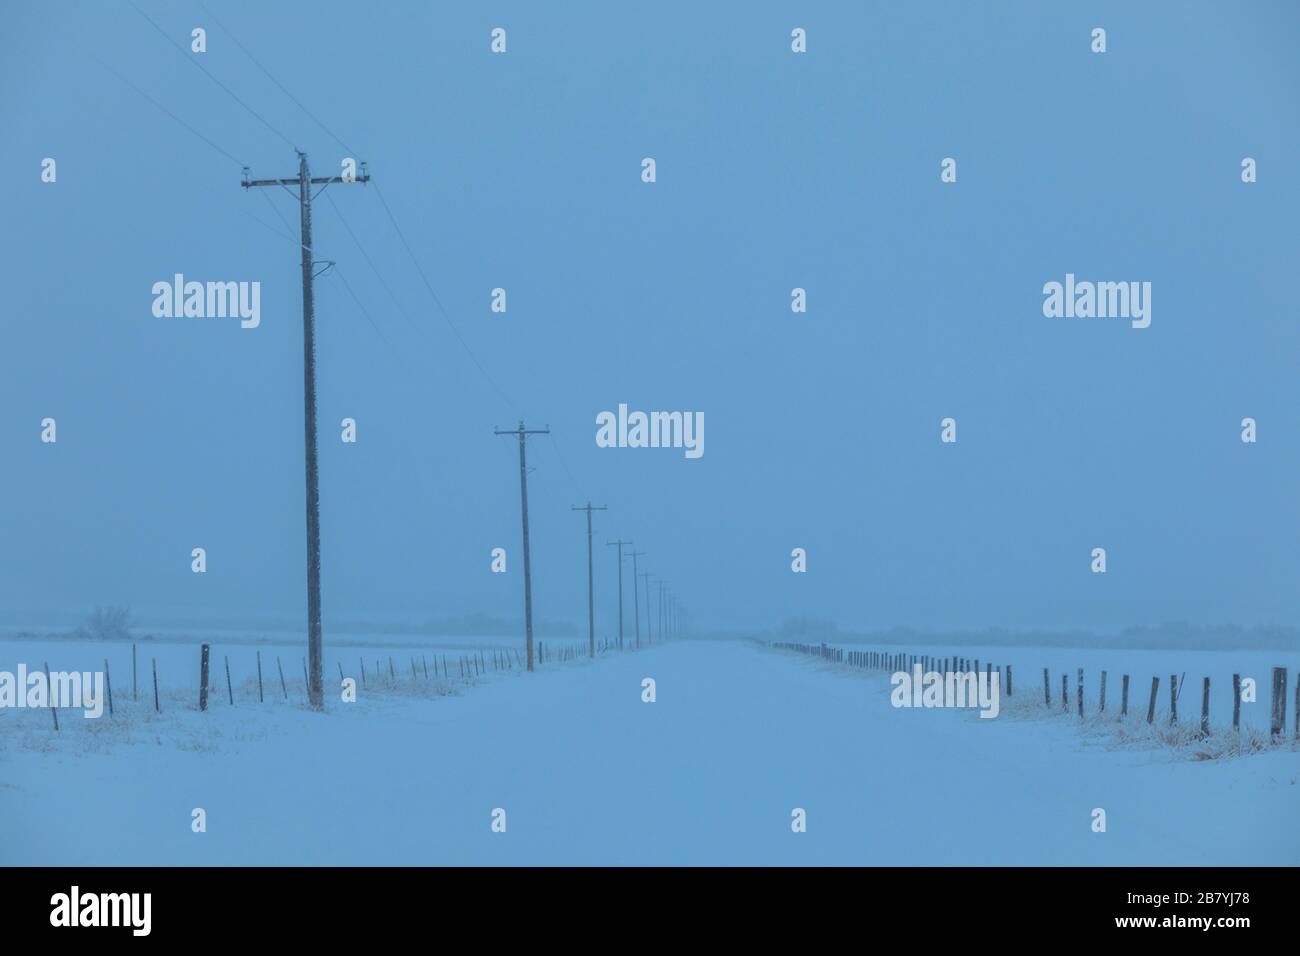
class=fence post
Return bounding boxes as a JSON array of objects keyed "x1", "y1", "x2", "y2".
[
  {"x1": 1295, "y1": 672, "x2": 1299, "y2": 737},
  {"x1": 1099, "y1": 671, "x2": 1107, "y2": 713},
  {"x1": 132, "y1": 643, "x2": 138, "y2": 701},
  {"x1": 152, "y1": 657, "x2": 160, "y2": 714},
  {"x1": 1061, "y1": 674, "x2": 1068, "y2": 712},
  {"x1": 104, "y1": 658, "x2": 114, "y2": 717},
  {"x1": 1120, "y1": 674, "x2": 1129, "y2": 717},
  {"x1": 277, "y1": 656, "x2": 288, "y2": 700},
  {"x1": 1146, "y1": 676, "x2": 1159, "y2": 724},
  {"x1": 1200, "y1": 677, "x2": 1210, "y2": 737},
  {"x1": 199, "y1": 643, "x2": 211, "y2": 712},
  {"x1": 1232, "y1": 673, "x2": 1241, "y2": 732},
  {"x1": 44, "y1": 662, "x2": 59, "y2": 731},
  {"x1": 1077, "y1": 669, "x2": 1084, "y2": 718},
  {"x1": 1270, "y1": 667, "x2": 1287, "y2": 737},
  {"x1": 1043, "y1": 668, "x2": 1050, "y2": 707},
  {"x1": 1170, "y1": 673, "x2": 1178, "y2": 724},
  {"x1": 1006, "y1": 664, "x2": 1013, "y2": 697},
  {"x1": 256, "y1": 650, "x2": 264, "y2": 703},
  {"x1": 226, "y1": 656, "x2": 234, "y2": 705},
  {"x1": 361, "y1": 658, "x2": 367, "y2": 688}
]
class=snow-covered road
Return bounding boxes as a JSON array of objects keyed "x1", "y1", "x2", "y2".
[{"x1": 2, "y1": 639, "x2": 1296, "y2": 865}]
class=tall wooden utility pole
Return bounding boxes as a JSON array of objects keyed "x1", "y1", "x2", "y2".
[
  {"x1": 571, "y1": 502, "x2": 606, "y2": 658},
  {"x1": 242, "y1": 151, "x2": 369, "y2": 709},
  {"x1": 627, "y1": 549, "x2": 646, "y2": 649},
  {"x1": 496, "y1": 422, "x2": 550, "y2": 671},
  {"x1": 605, "y1": 539, "x2": 630, "y2": 650}
]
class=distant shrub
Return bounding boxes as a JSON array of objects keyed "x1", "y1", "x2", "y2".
[{"x1": 76, "y1": 605, "x2": 132, "y2": 641}]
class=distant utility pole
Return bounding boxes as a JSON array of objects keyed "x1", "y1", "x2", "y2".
[
  {"x1": 496, "y1": 421, "x2": 550, "y2": 671},
  {"x1": 641, "y1": 573, "x2": 654, "y2": 644},
  {"x1": 658, "y1": 581, "x2": 666, "y2": 641},
  {"x1": 572, "y1": 502, "x2": 607, "y2": 658},
  {"x1": 605, "y1": 539, "x2": 630, "y2": 650},
  {"x1": 628, "y1": 549, "x2": 646, "y2": 649},
  {"x1": 242, "y1": 151, "x2": 369, "y2": 710}
]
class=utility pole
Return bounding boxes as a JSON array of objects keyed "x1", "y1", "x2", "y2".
[
  {"x1": 605, "y1": 539, "x2": 630, "y2": 650},
  {"x1": 658, "y1": 581, "x2": 665, "y2": 641},
  {"x1": 642, "y1": 573, "x2": 654, "y2": 644},
  {"x1": 572, "y1": 502, "x2": 606, "y2": 658},
  {"x1": 242, "y1": 152, "x2": 369, "y2": 709},
  {"x1": 496, "y1": 422, "x2": 550, "y2": 671},
  {"x1": 627, "y1": 549, "x2": 646, "y2": 649}
]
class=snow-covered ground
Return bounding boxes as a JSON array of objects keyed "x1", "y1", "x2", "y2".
[{"x1": 1, "y1": 638, "x2": 1296, "y2": 865}]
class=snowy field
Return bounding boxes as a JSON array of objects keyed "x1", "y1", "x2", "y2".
[{"x1": 1, "y1": 638, "x2": 1296, "y2": 866}]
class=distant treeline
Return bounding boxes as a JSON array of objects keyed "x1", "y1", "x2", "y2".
[
  {"x1": 0, "y1": 609, "x2": 578, "y2": 641},
  {"x1": 757, "y1": 618, "x2": 1300, "y2": 652}
]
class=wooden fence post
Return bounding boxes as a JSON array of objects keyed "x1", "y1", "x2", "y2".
[
  {"x1": 338, "y1": 662, "x2": 344, "y2": 684},
  {"x1": 199, "y1": 643, "x2": 211, "y2": 712},
  {"x1": 1170, "y1": 673, "x2": 1178, "y2": 724},
  {"x1": 1200, "y1": 677, "x2": 1210, "y2": 737},
  {"x1": 152, "y1": 657, "x2": 160, "y2": 714},
  {"x1": 1077, "y1": 668, "x2": 1084, "y2": 717},
  {"x1": 1061, "y1": 674, "x2": 1068, "y2": 712},
  {"x1": 1120, "y1": 674, "x2": 1129, "y2": 717},
  {"x1": 277, "y1": 656, "x2": 288, "y2": 700},
  {"x1": 256, "y1": 650, "x2": 264, "y2": 703},
  {"x1": 1232, "y1": 673, "x2": 1241, "y2": 732},
  {"x1": 1099, "y1": 671, "x2": 1107, "y2": 713},
  {"x1": 226, "y1": 656, "x2": 234, "y2": 705},
  {"x1": 360, "y1": 657, "x2": 367, "y2": 688},
  {"x1": 104, "y1": 658, "x2": 113, "y2": 717},
  {"x1": 44, "y1": 662, "x2": 58, "y2": 731},
  {"x1": 1146, "y1": 676, "x2": 1159, "y2": 724},
  {"x1": 1006, "y1": 664, "x2": 1013, "y2": 697},
  {"x1": 1043, "y1": 668, "x2": 1051, "y2": 707},
  {"x1": 1270, "y1": 667, "x2": 1287, "y2": 737}
]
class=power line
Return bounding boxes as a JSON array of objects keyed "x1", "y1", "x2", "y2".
[
  {"x1": 94, "y1": 57, "x2": 246, "y2": 167},
  {"x1": 371, "y1": 181, "x2": 521, "y2": 415},
  {"x1": 323, "y1": 191, "x2": 436, "y2": 348},
  {"x1": 196, "y1": 0, "x2": 357, "y2": 157},
  {"x1": 125, "y1": 0, "x2": 299, "y2": 152}
]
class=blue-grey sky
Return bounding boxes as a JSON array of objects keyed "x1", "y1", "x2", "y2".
[{"x1": 3, "y1": 1, "x2": 1299, "y2": 634}]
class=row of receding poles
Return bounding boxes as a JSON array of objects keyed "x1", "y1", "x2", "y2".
[{"x1": 244, "y1": 153, "x2": 686, "y2": 704}]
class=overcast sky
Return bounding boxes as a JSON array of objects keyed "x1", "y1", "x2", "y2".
[{"x1": 3, "y1": 1, "x2": 1299, "y2": 636}]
